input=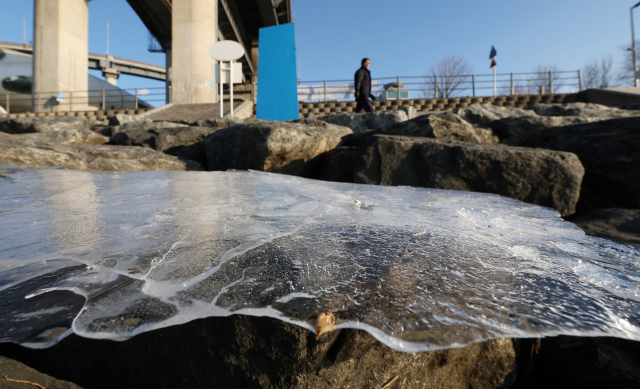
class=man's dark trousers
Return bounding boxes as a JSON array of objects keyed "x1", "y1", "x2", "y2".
[{"x1": 355, "y1": 96, "x2": 375, "y2": 113}]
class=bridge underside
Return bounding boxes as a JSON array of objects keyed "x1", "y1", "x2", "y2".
[
  {"x1": 127, "y1": 0, "x2": 291, "y2": 89},
  {"x1": 30, "y1": 0, "x2": 291, "y2": 111}
]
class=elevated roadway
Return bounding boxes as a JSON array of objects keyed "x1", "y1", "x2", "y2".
[{"x1": 0, "y1": 41, "x2": 166, "y2": 82}]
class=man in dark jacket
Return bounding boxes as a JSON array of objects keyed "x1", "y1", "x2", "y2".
[{"x1": 354, "y1": 58, "x2": 376, "y2": 113}]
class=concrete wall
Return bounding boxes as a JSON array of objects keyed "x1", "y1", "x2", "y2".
[
  {"x1": 171, "y1": 0, "x2": 218, "y2": 104},
  {"x1": 33, "y1": 0, "x2": 90, "y2": 112}
]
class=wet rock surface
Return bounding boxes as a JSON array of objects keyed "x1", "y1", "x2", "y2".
[
  {"x1": 505, "y1": 117, "x2": 640, "y2": 213},
  {"x1": 0, "y1": 315, "x2": 517, "y2": 389},
  {"x1": 354, "y1": 135, "x2": 584, "y2": 216},
  {"x1": 205, "y1": 120, "x2": 352, "y2": 176},
  {"x1": 0, "y1": 132, "x2": 203, "y2": 171}
]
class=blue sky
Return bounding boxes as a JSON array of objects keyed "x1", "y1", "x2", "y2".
[{"x1": 0, "y1": 0, "x2": 635, "y2": 93}]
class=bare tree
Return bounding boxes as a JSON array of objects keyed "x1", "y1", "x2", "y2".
[
  {"x1": 616, "y1": 40, "x2": 639, "y2": 86},
  {"x1": 422, "y1": 55, "x2": 473, "y2": 98},
  {"x1": 526, "y1": 64, "x2": 565, "y2": 94},
  {"x1": 583, "y1": 55, "x2": 616, "y2": 89}
]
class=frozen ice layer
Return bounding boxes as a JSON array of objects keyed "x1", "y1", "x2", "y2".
[{"x1": 0, "y1": 169, "x2": 639, "y2": 350}]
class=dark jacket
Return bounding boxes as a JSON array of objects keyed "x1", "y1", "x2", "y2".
[{"x1": 354, "y1": 67, "x2": 371, "y2": 99}]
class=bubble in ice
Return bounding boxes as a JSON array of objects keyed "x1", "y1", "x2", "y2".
[{"x1": 0, "y1": 169, "x2": 639, "y2": 350}]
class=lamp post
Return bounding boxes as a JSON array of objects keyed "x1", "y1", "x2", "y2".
[{"x1": 631, "y1": 2, "x2": 640, "y2": 86}]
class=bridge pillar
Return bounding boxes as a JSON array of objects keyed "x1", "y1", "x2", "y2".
[
  {"x1": 101, "y1": 67, "x2": 120, "y2": 86},
  {"x1": 33, "y1": 0, "x2": 90, "y2": 112},
  {"x1": 171, "y1": 0, "x2": 218, "y2": 105}
]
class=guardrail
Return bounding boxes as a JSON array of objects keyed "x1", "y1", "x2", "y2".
[
  {"x1": 1, "y1": 86, "x2": 168, "y2": 114},
  {"x1": 298, "y1": 70, "x2": 584, "y2": 103}
]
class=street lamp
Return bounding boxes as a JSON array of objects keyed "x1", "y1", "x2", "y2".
[{"x1": 631, "y1": 1, "x2": 640, "y2": 86}]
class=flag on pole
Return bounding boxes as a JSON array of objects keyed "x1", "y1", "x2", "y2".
[
  {"x1": 489, "y1": 46, "x2": 497, "y2": 59},
  {"x1": 490, "y1": 59, "x2": 497, "y2": 68}
]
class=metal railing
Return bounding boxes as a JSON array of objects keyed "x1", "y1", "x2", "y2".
[
  {"x1": 297, "y1": 70, "x2": 584, "y2": 103},
  {"x1": 1, "y1": 86, "x2": 168, "y2": 114}
]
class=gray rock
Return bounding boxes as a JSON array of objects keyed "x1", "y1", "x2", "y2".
[
  {"x1": 381, "y1": 112, "x2": 499, "y2": 143},
  {"x1": 0, "y1": 132, "x2": 202, "y2": 172},
  {"x1": 112, "y1": 120, "x2": 187, "y2": 134},
  {"x1": 530, "y1": 336, "x2": 640, "y2": 389},
  {"x1": 454, "y1": 104, "x2": 537, "y2": 126},
  {"x1": 398, "y1": 105, "x2": 417, "y2": 119},
  {"x1": 317, "y1": 110, "x2": 408, "y2": 133},
  {"x1": 527, "y1": 103, "x2": 639, "y2": 119},
  {"x1": 490, "y1": 116, "x2": 597, "y2": 140},
  {"x1": 0, "y1": 356, "x2": 83, "y2": 389},
  {"x1": 0, "y1": 116, "x2": 106, "y2": 134},
  {"x1": 175, "y1": 117, "x2": 244, "y2": 128},
  {"x1": 354, "y1": 135, "x2": 584, "y2": 216},
  {"x1": 571, "y1": 208, "x2": 640, "y2": 247},
  {"x1": 289, "y1": 117, "x2": 356, "y2": 133},
  {"x1": 205, "y1": 120, "x2": 352, "y2": 176},
  {"x1": 107, "y1": 114, "x2": 142, "y2": 126},
  {"x1": 19, "y1": 129, "x2": 110, "y2": 146},
  {"x1": 504, "y1": 117, "x2": 640, "y2": 213},
  {"x1": 0, "y1": 315, "x2": 517, "y2": 389},
  {"x1": 321, "y1": 146, "x2": 365, "y2": 183},
  {"x1": 112, "y1": 125, "x2": 214, "y2": 167}
]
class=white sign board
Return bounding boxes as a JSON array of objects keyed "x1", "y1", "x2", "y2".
[
  {"x1": 208, "y1": 41, "x2": 245, "y2": 61},
  {"x1": 213, "y1": 62, "x2": 243, "y2": 84}
]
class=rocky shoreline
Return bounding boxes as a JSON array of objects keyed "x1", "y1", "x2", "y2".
[{"x1": 1, "y1": 102, "x2": 639, "y2": 388}]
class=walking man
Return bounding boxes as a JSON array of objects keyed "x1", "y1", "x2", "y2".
[{"x1": 354, "y1": 58, "x2": 376, "y2": 113}]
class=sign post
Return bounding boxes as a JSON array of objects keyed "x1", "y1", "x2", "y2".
[{"x1": 209, "y1": 41, "x2": 245, "y2": 118}]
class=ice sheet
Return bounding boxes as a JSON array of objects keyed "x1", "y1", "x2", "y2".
[{"x1": 0, "y1": 169, "x2": 639, "y2": 350}]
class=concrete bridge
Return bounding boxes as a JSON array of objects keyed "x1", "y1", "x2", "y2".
[{"x1": 31, "y1": 0, "x2": 290, "y2": 112}]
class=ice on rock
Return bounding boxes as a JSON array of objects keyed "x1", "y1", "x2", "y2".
[{"x1": 0, "y1": 169, "x2": 639, "y2": 350}]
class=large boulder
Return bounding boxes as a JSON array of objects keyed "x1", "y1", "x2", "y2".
[
  {"x1": 175, "y1": 117, "x2": 244, "y2": 128},
  {"x1": 317, "y1": 110, "x2": 408, "y2": 133},
  {"x1": 0, "y1": 356, "x2": 83, "y2": 389},
  {"x1": 571, "y1": 208, "x2": 640, "y2": 247},
  {"x1": 0, "y1": 315, "x2": 517, "y2": 389},
  {"x1": 205, "y1": 120, "x2": 352, "y2": 177},
  {"x1": 505, "y1": 117, "x2": 640, "y2": 213},
  {"x1": 0, "y1": 132, "x2": 202, "y2": 172},
  {"x1": 112, "y1": 125, "x2": 213, "y2": 166},
  {"x1": 454, "y1": 104, "x2": 537, "y2": 126},
  {"x1": 19, "y1": 129, "x2": 110, "y2": 146},
  {"x1": 528, "y1": 336, "x2": 640, "y2": 389},
  {"x1": 0, "y1": 116, "x2": 105, "y2": 134},
  {"x1": 528, "y1": 103, "x2": 640, "y2": 119},
  {"x1": 354, "y1": 135, "x2": 584, "y2": 216},
  {"x1": 490, "y1": 116, "x2": 597, "y2": 140},
  {"x1": 381, "y1": 112, "x2": 498, "y2": 143}
]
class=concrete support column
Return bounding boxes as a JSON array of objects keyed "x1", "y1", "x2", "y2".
[
  {"x1": 101, "y1": 68, "x2": 120, "y2": 86},
  {"x1": 171, "y1": 0, "x2": 218, "y2": 104},
  {"x1": 33, "y1": 0, "x2": 90, "y2": 112},
  {"x1": 251, "y1": 39, "x2": 259, "y2": 104},
  {"x1": 165, "y1": 47, "x2": 172, "y2": 104}
]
